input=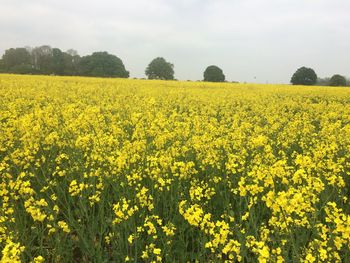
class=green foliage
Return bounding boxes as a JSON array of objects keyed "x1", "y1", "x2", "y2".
[
  {"x1": 1, "y1": 46, "x2": 128, "y2": 78},
  {"x1": 145, "y1": 57, "x2": 174, "y2": 80},
  {"x1": 63, "y1": 52, "x2": 80, "y2": 76},
  {"x1": 31, "y1": 46, "x2": 65, "y2": 75},
  {"x1": 31, "y1": 45, "x2": 54, "y2": 74},
  {"x1": 79, "y1": 52, "x2": 129, "y2": 78},
  {"x1": 51, "y1": 48, "x2": 65, "y2": 75},
  {"x1": 329, "y1": 74, "x2": 347, "y2": 87},
  {"x1": 2, "y1": 48, "x2": 32, "y2": 72},
  {"x1": 0, "y1": 59, "x2": 4, "y2": 72},
  {"x1": 290, "y1": 67, "x2": 317, "y2": 85},
  {"x1": 203, "y1": 65, "x2": 225, "y2": 82},
  {"x1": 10, "y1": 64, "x2": 38, "y2": 74}
]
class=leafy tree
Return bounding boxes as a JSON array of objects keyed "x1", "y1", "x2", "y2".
[
  {"x1": 29, "y1": 46, "x2": 65, "y2": 75},
  {"x1": 145, "y1": 57, "x2": 174, "y2": 80},
  {"x1": 10, "y1": 64, "x2": 37, "y2": 74},
  {"x1": 2, "y1": 48, "x2": 32, "y2": 72},
  {"x1": 78, "y1": 52, "x2": 129, "y2": 78},
  {"x1": 31, "y1": 45, "x2": 54, "y2": 74},
  {"x1": 329, "y1": 74, "x2": 346, "y2": 87},
  {"x1": 203, "y1": 65, "x2": 225, "y2": 82},
  {"x1": 290, "y1": 67, "x2": 317, "y2": 85},
  {"x1": 50, "y1": 48, "x2": 65, "y2": 75},
  {"x1": 0, "y1": 59, "x2": 4, "y2": 72},
  {"x1": 63, "y1": 52, "x2": 80, "y2": 76}
]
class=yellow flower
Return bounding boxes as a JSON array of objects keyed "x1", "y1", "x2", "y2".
[
  {"x1": 32, "y1": 255, "x2": 45, "y2": 263},
  {"x1": 305, "y1": 253, "x2": 316, "y2": 263},
  {"x1": 1, "y1": 240, "x2": 25, "y2": 263},
  {"x1": 153, "y1": 248, "x2": 161, "y2": 255},
  {"x1": 128, "y1": 234, "x2": 134, "y2": 244},
  {"x1": 58, "y1": 221, "x2": 70, "y2": 233}
]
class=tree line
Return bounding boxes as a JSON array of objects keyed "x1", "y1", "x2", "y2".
[
  {"x1": 0, "y1": 45, "x2": 348, "y2": 86},
  {"x1": 0, "y1": 46, "x2": 129, "y2": 78},
  {"x1": 291, "y1": 67, "x2": 348, "y2": 87}
]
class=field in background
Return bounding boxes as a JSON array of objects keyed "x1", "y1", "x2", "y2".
[{"x1": 1, "y1": 74, "x2": 350, "y2": 262}]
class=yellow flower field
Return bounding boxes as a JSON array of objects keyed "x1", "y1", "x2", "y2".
[{"x1": 1, "y1": 74, "x2": 350, "y2": 262}]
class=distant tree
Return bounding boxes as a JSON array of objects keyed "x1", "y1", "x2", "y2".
[
  {"x1": 2, "y1": 48, "x2": 32, "y2": 73},
  {"x1": 78, "y1": 52, "x2": 129, "y2": 78},
  {"x1": 0, "y1": 59, "x2": 4, "y2": 72},
  {"x1": 203, "y1": 65, "x2": 225, "y2": 82},
  {"x1": 145, "y1": 57, "x2": 174, "y2": 80},
  {"x1": 27, "y1": 46, "x2": 67, "y2": 75},
  {"x1": 63, "y1": 51, "x2": 80, "y2": 76},
  {"x1": 31, "y1": 45, "x2": 54, "y2": 74},
  {"x1": 329, "y1": 74, "x2": 346, "y2": 87},
  {"x1": 290, "y1": 67, "x2": 317, "y2": 85},
  {"x1": 50, "y1": 48, "x2": 65, "y2": 75},
  {"x1": 11, "y1": 64, "x2": 37, "y2": 74}
]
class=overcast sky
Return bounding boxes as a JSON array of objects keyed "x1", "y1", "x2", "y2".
[{"x1": 0, "y1": 0, "x2": 349, "y2": 83}]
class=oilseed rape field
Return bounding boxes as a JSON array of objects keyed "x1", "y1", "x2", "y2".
[{"x1": 1, "y1": 74, "x2": 350, "y2": 262}]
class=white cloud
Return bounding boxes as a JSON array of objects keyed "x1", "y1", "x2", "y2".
[{"x1": 0, "y1": 0, "x2": 349, "y2": 82}]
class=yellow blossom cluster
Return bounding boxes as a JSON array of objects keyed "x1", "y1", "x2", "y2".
[{"x1": 1, "y1": 74, "x2": 350, "y2": 261}]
